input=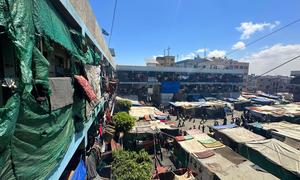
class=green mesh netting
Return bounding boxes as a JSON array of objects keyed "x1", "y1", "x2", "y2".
[
  {"x1": 33, "y1": 0, "x2": 76, "y2": 53},
  {"x1": 3, "y1": 0, "x2": 35, "y2": 93},
  {"x1": 11, "y1": 94, "x2": 75, "y2": 179},
  {"x1": 32, "y1": 47, "x2": 50, "y2": 90},
  {"x1": 0, "y1": 94, "x2": 20, "y2": 152},
  {"x1": 0, "y1": 0, "x2": 102, "y2": 179}
]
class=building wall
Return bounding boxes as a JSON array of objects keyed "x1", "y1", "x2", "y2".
[
  {"x1": 255, "y1": 75, "x2": 291, "y2": 94},
  {"x1": 175, "y1": 57, "x2": 249, "y2": 90},
  {"x1": 290, "y1": 71, "x2": 300, "y2": 102},
  {"x1": 116, "y1": 65, "x2": 244, "y2": 103},
  {"x1": 156, "y1": 56, "x2": 175, "y2": 67},
  {"x1": 68, "y1": 0, "x2": 113, "y2": 65}
]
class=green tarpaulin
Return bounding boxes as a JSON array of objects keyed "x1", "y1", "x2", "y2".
[{"x1": 0, "y1": 0, "x2": 103, "y2": 179}]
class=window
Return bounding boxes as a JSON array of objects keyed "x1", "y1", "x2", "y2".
[{"x1": 47, "y1": 43, "x2": 71, "y2": 77}]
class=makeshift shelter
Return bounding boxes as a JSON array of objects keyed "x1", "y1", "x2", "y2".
[
  {"x1": 213, "y1": 127, "x2": 265, "y2": 151},
  {"x1": 246, "y1": 103, "x2": 300, "y2": 123},
  {"x1": 239, "y1": 139, "x2": 300, "y2": 180},
  {"x1": 249, "y1": 121, "x2": 300, "y2": 150},
  {"x1": 224, "y1": 96, "x2": 251, "y2": 111},
  {"x1": 129, "y1": 106, "x2": 168, "y2": 120},
  {"x1": 189, "y1": 150, "x2": 277, "y2": 180},
  {"x1": 174, "y1": 130, "x2": 277, "y2": 180},
  {"x1": 169, "y1": 100, "x2": 232, "y2": 119}
]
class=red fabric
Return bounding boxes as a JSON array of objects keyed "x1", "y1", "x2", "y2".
[
  {"x1": 106, "y1": 110, "x2": 111, "y2": 122},
  {"x1": 160, "y1": 120, "x2": 167, "y2": 123},
  {"x1": 194, "y1": 150, "x2": 215, "y2": 159},
  {"x1": 99, "y1": 124, "x2": 103, "y2": 136},
  {"x1": 74, "y1": 75, "x2": 97, "y2": 102},
  {"x1": 175, "y1": 136, "x2": 185, "y2": 141}
]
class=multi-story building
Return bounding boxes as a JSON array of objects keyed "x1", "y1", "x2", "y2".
[
  {"x1": 246, "y1": 74, "x2": 257, "y2": 92},
  {"x1": 0, "y1": 0, "x2": 115, "y2": 179},
  {"x1": 117, "y1": 65, "x2": 244, "y2": 104},
  {"x1": 255, "y1": 75, "x2": 291, "y2": 94},
  {"x1": 155, "y1": 55, "x2": 175, "y2": 67},
  {"x1": 290, "y1": 71, "x2": 300, "y2": 102},
  {"x1": 175, "y1": 56, "x2": 249, "y2": 90}
]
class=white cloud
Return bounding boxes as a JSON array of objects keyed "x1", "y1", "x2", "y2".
[
  {"x1": 181, "y1": 52, "x2": 196, "y2": 60},
  {"x1": 207, "y1": 50, "x2": 226, "y2": 58},
  {"x1": 232, "y1": 41, "x2": 246, "y2": 50},
  {"x1": 241, "y1": 44, "x2": 300, "y2": 76},
  {"x1": 236, "y1": 21, "x2": 280, "y2": 40},
  {"x1": 196, "y1": 48, "x2": 208, "y2": 53}
]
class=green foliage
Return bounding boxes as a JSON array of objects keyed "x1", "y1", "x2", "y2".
[
  {"x1": 112, "y1": 150, "x2": 152, "y2": 180},
  {"x1": 113, "y1": 112, "x2": 135, "y2": 133},
  {"x1": 115, "y1": 99, "x2": 132, "y2": 112}
]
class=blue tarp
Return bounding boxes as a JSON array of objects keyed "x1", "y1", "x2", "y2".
[
  {"x1": 161, "y1": 82, "x2": 180, "y2": 93},
  {"x1": 212, "y1": 124, "x2": 237, "y2": 130},
  {"x1": 71, "y1": 159, "x2": 86, "y2": 180},
  {"x1": 249, "y1": 122, "x2": 263, "y2": 129}
]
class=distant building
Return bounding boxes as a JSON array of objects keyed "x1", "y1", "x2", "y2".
[
  {"x1": 251, "y1": 75, "x2": 291, "y2": 94},
  {"x1": 246, "y1": 74, "x2": 257, "y2": 92},
  {"x1": 117, "y1": 65, "x2": 244, "y2": 105},
  {"x1": 290, "y1": 71, "x2": 300, "y2": 102},
  {"x1": 175, "y1": 56, "x2": 249, "y2": 90},
  {"x1": 155, "y1": 56, "x2": 175, "y2": 67}
]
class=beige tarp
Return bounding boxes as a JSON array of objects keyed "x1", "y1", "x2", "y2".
[
  {"x1": 247, "y1": 103, "x2": 300, "y2": 117},
  {"x1": 130, "y1": 120, "x2": 174, "y2": 133},
  {"x1": 260, "y1": 121, "x2": 300, "y2": 149},
  {"x1": 129, "y1": 106, "x2": 166, "y2": 119},
  {"x1": 189, "y1": 153, "x2": 277, "y2": 180},
  {"x1": 219, "y1": 127, "x2": 265, "y2": 143},
  {"x1": 178, "y1": 139, "x2": 206, "y2": 153},
  {"x1": 177, "y1": 133, "x2": 277, "y2": 180},
  {"x1": 172, "y1": 101, "x2": 232, "y2": 109},
  {"x1": 245, "y1": 139, "x2": 300, "y2": 175}
]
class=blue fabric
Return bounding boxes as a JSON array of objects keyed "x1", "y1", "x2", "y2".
[
  {"x1": 212, "y1": 124, "x2": 237, "y2": 130},
  {"x1": 249, "y1": 122, "x2": 263, "y2": 129},
  {"x1": 71, "y1": 159, "x2": 86, "y2": 180},
  {"x1": 161, "y1": 82, "x2": 180, "y2": 93}
]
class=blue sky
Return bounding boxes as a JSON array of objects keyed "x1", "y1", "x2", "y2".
[{"x1": 90, "y1": 0, "x2": 300, "y2": 75}]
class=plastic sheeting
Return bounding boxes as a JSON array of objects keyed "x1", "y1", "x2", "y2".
[
  {"x1": 218, "y1": 127, "x2": 265, "y2": 143},
  {"x1": 0, "y1": 94, "x2": 20, "y2": 152},
  {"x1": 11, "y1": 94, "x2": 75, "y2": 179},
  {"x1": 240, "y1": 139, "x2": 300, "y2": 179},
  {"x1": 0, "y1": 0, "x2": 104, "y2": 179}
]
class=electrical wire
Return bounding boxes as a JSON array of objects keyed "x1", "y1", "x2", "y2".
[
  {"x1": 109, "y1": 0, "x2": 118, "y2": 47},
  {"x1": 256, "y1": 54, "x2": 300, "y2": 78},
  {"x1": 227, "y1": 18, "x2": 300, "y2": 56}
]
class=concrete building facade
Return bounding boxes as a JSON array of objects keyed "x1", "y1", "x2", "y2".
[
  {"x1": 117, "y1": 65, "x2": 244, "y2": 105},
  {"x1": 175, "y1": 57, "x2": 249, "y2": 90},
  {"x1": 252, "y1": 75, "x2": 291, "y2": 94},
  {"x1": 290, "y1": 71, "x2": 300, "y2": 102}
]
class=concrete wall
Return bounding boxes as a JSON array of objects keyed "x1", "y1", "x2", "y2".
[{"x1": 67, "y1": 0, "x2": 114, "y2": 66}]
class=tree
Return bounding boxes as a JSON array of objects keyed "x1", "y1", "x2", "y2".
[
  {"x1": 115, "y1": 99, "x2": 132, "y2": 113},
  {"x1": 112, "y1": 150, "x2": 152, "y2": 180},
  {"x1": 113, "y1": 112, "x2": 135, "y2": 133}
]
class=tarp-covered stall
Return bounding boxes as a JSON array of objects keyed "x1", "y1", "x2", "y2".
[
  {"x1": 174, "y1": 130, "x2": 277, "y2": 180},
  {"x1": 239, "y1": 139, "x2": 300, "y2": 180},
  {"x1": 249, "y1": 121, "x2": 300, "y2": 150},
  {"x1": 246, "y1": 103, "x2": 300, "y2": 123},
  {"x1": 213, "y1": 127, "x2": 265, "y2": 151}
]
